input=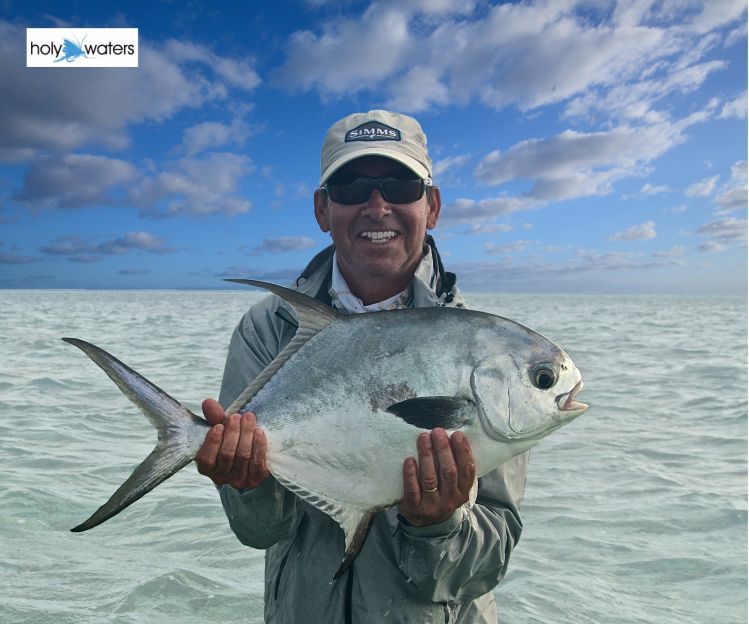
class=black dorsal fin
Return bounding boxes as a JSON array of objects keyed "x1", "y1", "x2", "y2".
[{"x1": 386, "y1": 396, "x2": 474, "y2": 430}]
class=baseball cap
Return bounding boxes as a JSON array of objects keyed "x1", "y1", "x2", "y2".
[{"x1": 319, "y1": 110, "x2": 432, "y2": 185}]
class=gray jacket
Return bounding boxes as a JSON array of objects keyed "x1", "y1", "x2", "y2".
[{"x1": 217, "y1": 241, "x2": 528, "y2": 624}]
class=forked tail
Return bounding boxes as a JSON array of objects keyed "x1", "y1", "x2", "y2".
[{"x1": 63, "y1": 338, "x2": 210, "y2": 532}]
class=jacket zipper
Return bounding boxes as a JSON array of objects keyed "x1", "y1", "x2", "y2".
[{"x1": 344, "y1": 566, "x2": 354, "y2": 624}]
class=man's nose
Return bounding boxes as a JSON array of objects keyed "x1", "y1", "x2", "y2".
[{"x1": 362, "y1": 188, "x2": 391, "y2": 219}]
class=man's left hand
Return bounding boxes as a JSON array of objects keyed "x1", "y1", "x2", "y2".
[{"x1": 399, "y1": 428, "x2": 476, "y2": 527}]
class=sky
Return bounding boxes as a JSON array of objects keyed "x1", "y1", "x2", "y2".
[{"x1": 0, "y1": 0, "x2": 746, "y2": 293}]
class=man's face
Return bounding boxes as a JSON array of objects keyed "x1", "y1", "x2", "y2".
[{"x1": 314, "y1": 156, "x2": 441, "y2": 291}]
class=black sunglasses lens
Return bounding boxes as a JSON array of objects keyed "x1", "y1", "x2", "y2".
[
  {"x1": 327, "y1": 177, "x2": 425, "y2": 204},
  {"x1": 381, "y1": 179, "x2": 424, "y2": 203},
  {"x1": 329, "y1": 178, "x2": 372, "y2": 204}
]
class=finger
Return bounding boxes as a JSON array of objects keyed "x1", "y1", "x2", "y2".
[
  {"x1": 451, "y1": 431, "x2": 476, "y2": 495},
  {"x1": 248, "y1": 427, "x2": 270, "y2": 487},
  {"x1": 201, "y1": 398, "x2": 226, "y2": 426},
  {"x1": 432, "y1": 428, "x2": 458, "y2": 494},
  {"x1": 228, "y1": 413, "x2": 256, "y2": 487},
  {"x1": 196, "y1": 424, "x2": 224, "y2": 476},
  {"x1": 402, "y1": 456, "x2": 421, "y2": 508},
  {"x1": 214, "y1": 413, "x2": 241, "y2": 478},
  {"x1": 417, "y1": 432, "x2": 439, "y2": 492}
]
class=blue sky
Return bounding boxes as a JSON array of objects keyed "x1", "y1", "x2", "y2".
[{"x1": 0, "y1": 0, "x2": 746, "y2": 293}]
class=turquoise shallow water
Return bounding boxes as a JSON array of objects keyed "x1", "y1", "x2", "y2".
[{"x1": 0, "y1": 290, "x2": 746, "y2": 623}]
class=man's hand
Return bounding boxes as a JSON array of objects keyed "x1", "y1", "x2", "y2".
[
  {"x1": 399, "y1": 428, "x2": 476, "y2": 527},
  {"x1": 196, "y1": 398, "x2": 271, "y2": 489}
]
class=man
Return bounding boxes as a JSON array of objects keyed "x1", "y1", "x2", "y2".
[{"x1": 196, "y1": 110, "x2": 528, "y2": 623}]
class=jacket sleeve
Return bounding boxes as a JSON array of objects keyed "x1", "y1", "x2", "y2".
[
  {"x1": 215, "y1": 296, "x2": 302, "y2": 549},
  {"x1": 394, "y1": 451, "x2": 528, "y2": 603}
]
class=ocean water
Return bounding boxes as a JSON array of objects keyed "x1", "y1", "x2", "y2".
[{"x1": 0, "y1": 289, "x2": 745, "y2": 624}]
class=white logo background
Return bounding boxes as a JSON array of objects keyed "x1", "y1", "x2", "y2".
[{"x1": 27, "y1": 28, "x2": 139, "y2": 68}]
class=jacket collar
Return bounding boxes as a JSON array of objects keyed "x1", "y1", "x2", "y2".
[{"x1": 293, "y1": 235, "x2": 464, "y2": 308}]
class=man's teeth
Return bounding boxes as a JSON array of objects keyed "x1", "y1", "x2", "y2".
[{"x1": 360, "y1": 231, "x2": 397, "y2": 243}]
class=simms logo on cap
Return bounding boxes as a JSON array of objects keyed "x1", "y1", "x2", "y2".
[
  {"x1": 345, "y1": 121, "x2": 401, "y2": 143},
  {"x1": 27, "y1": 28, "x2": 139, "y2": 67}
]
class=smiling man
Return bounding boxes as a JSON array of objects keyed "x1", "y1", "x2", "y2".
[{"x1": 196, "y1": 111, "x2": 528, "y2": 623}]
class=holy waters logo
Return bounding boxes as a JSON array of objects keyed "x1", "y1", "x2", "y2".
[{"x1": 27, "y1": 28, "x2": 139, "y2": 67}]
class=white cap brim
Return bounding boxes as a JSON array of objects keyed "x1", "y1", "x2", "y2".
[{"x1": 320, "y1": 147, "x2": 431, "y2": 185}]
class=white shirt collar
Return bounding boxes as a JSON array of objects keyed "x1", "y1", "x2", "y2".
[{"x1": 329, "y1": 249, "x2": 436, "y2": 314}]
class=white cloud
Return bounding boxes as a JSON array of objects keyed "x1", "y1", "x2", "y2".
[
  {"x1": 652, "y1": 245, "x2": 686, "y2": 258},
  {"x1": 686, "y1": 174, "x2": 719, "y2": 197},
  {"x1": 272, "y1": 0, "x2": 743, "y2": 118},
  {"x1": 0, "y1": 247, "x2": 40, "y2": 264},
  {"x1": 475, "y1": 125, "x2": 685, "y2": 189},
  {"x1": 686, "y1": 0, "x2": 748, "y2": 34},
  {"x1": 452, "y1": 114, "x2": 708, "y2": 226},
  {"x1": 180, "y1": 118, "x2": 252, "y2": 156},
  {"x1": 248, "y1": 236, "x2": 317, "y2": 254},
  {"x1": 441, "y1": 113, "x2": 706, "y2": 227},
  {"x1": 719, "y1": 91, "x2": 747, "y2": 119},
  {"x1": 439, "y1": 195, "x2": 534, "y2": 227},
  {"x1": 385, "y1": 66, "x2": 450, "y2": 113},
  {"x1": 461, "y1": 223, "x2": 513, "y2": 235},
  {"x1": 714, "y1": 160, "x2": 747, "y2": 213},
  {"x1": 449, "y1": 247, "x2": 688, "y2": 290},
  {"x1": 118, "y1": 269, "x2": 150, "y2": 275},
  {"x1": 641, "y1": 183, "x2": 670, "y2": 195},
  {"x1": 483, "y1": 240, "x2": 534, "y2": 255},
  {"x1": 271, "y1": 7, "x2": 411, "y2": 95},
  {"x1": 131, "y1": 152, "x2": 254, "y2": 217},
  {"x1": 696, "y1": 217, "x2": 747, "y2": 244},
  {"x1": 40, "y1": 231, "x2": 174, "y2": 261},
  {"x1": 14, "y1": 154, "x2": 138, "y2": 209},
  {"x1": 609, "y1": 221, "x2": 657, "y2": 241},
  {"x1": 698, "y1": 240, "x2": 726, "y2": 252},
  {"x1": 97, "y1": 231, "x2": 173, "y2": 254},
  {"x1": 0, "y1": 21, "x2": 260, "y2": 161},
  {"x1": 564, "y1": 60, "x2": 726, "y2": 123},
  {"x1": 432, "y1": 154, "x2": 471, "y2": 178}
]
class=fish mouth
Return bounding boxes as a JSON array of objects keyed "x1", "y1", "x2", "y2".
[{"x1": 556, "y1": 380, "x2": 587, "y2": 413}]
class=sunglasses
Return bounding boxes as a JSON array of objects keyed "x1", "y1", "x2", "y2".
[{"x1": 323, "y1": 175, "x2": 432, "y2": 205}]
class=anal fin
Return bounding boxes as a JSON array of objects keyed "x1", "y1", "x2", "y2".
[
  {"x1": 334, "y1": 511, "x2": 377, "y2": 580},
  {"x1": 274, "y1": 474, "x2": 383, "y2": 579}
]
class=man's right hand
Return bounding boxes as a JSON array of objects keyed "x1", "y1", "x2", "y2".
[{"x1": 196, "y1": 398, "x2": 271, "y2": 489}]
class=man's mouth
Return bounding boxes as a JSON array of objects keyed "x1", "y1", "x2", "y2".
[{"x1": 359, "y1": 230, "x2": 398, "y2": 244}]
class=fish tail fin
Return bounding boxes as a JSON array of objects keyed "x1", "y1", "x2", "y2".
[{"x1": 63, "y1": 338, "x2": 208, "y2": 532}]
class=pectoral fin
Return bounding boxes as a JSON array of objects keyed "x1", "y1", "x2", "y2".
[{"x1": 386, "y1": 396, "x2": 474, "y2": 430}]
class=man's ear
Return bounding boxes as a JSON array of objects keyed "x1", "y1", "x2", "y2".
[
  {"x1": 314, "y1": 188, "x2": 330, "y2": 232},
  {"x1": 426, "y1": 186, "x2": 441, "y2": 229}
]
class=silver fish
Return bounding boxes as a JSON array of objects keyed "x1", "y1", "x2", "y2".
[{"x1": 65, "y1": 279, "x2": 588, "y2": 576}]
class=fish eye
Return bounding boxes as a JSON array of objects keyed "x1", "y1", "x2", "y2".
[{"x1": 531, "y1": 365, "x2": 557, "y2": 390}]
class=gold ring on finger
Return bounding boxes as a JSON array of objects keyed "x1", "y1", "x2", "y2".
[{"x1": 422, "y1": 486, "x2": 438, "y2": 494}]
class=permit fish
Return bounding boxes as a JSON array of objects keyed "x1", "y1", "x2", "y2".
[{"x1": 65, "y1": 279, "x2": 588, "y2": 576}]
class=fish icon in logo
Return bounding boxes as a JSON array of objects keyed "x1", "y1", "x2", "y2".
[{"x1": 54, "y1": 35, "x2": 87, "y2": 62}]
